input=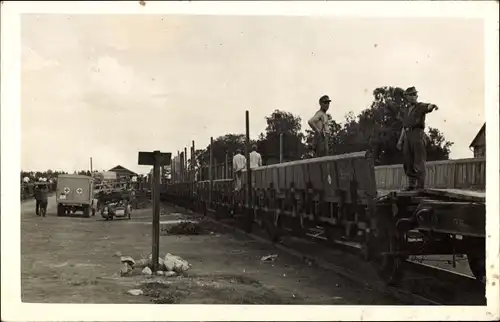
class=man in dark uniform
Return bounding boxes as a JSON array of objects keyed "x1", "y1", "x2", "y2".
[
  {"x1": 396, "y1": 86, "x2": 439, "y2": 190},
  {"x1": 34, "y1": 183, "x2": 49, "y2": 216}
]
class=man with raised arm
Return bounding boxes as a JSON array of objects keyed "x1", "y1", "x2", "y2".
[{"x1": 395, "y1": 86, "x2": 439, "y2": 191}]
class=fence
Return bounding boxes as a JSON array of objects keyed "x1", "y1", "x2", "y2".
[{"x1": 374, "y1": 157, "x2": 486, "y2": 191}]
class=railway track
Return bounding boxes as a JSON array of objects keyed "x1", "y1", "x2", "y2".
[{"x1": 169, "y1": 203, "x2": 485, "y2": 306}]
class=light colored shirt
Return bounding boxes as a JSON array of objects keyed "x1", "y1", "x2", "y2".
[
  {"x1": 232, "y1": 153, "x2": 247, "y2": 172},
  {"x1": 308, "y1": 109, "x2": 330, "y2": 134},
  {"x1": 249, "y1": 151, "x2": 262, "y2": 169}
]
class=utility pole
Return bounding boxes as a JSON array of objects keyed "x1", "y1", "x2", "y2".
[
  {"x1": 244, "y1": 110, "x2": 253, "y2": 233},
  {"x1": 279, "y1": 133, "x2": 283, "y2": 163}
]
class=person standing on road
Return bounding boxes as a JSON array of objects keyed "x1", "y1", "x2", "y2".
[
  {"x1": 34, "y1": 183, "x2": 48, "y2": 216},
  {"x1": 395, "y1": 86, "x2": 439, "y2": 191},
  {"x1": 308, "y1": 95, "x2": 331, "y2": 157},
  {"x1": 249, "y1": 144, "x2": 262, "y2": 169},
  {"x1": 232, "y1": 148, "x2": 247, "y2": 192},
  {"x1": 33, "y1": 184, "x2": 42, "y2": 216}
]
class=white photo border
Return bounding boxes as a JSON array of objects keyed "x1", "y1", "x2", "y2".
[{"x1": 1, "y1": 1, "x2": 499, "y2": 321}]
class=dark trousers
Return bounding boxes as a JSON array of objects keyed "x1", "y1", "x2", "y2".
[
  {"x1": 314, "y1": 134, "x2": 329, "y2": 157},
  {"x1": 403, "y1": 128, "x2": 427, "y2": 189},
  {"x1": 35, "y1": 200, "x2": 47, "y2": 215}
]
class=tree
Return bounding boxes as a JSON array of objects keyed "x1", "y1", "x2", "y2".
[
  {"x1": 426, "y1": 127, "x2": 453, "y2": 160},
  {"x1": 257, "y1": 110, "x2": 306, "y2": 164},
  {"x1": 205, "y1": 133, "x2": 247, "y2": 164}
]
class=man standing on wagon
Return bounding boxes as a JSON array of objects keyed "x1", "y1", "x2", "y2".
[
  {"x1": 232, "y1": 148, "x2": 247, "y2": 192},
  {"x1": 396, "y1": 86, "x2": 439, "y2": 191},
  {"x1": 308, "y1": 95, "x2": 331, "y2": 157},
  {"x1": 249, "y1": 144, "x2": 262, "y2": 169}
]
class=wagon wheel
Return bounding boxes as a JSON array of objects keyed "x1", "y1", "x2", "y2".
[
  {"x1": 290, "y1": 200, "x2": 306, "y2": 238},
  {"x1": 467, "y1": 252, "x2": 485, "y2": 284},
  {"x1": 243, "y1": 207, "x2": 253, "y2": 234},
  {"x1": 262, "y1": 210, "x2": 281, "y2": 243},
  {"x1": 361, "y1": 229, "x2": 375, "y2": 262},
  {"x1": 254, "y1": 207, "x2": 263, "y2": 228},
  {"x1": 213, "y1": 204, "x2": 221, "y2": 220},
  {"x1": 57, "y1": 204, "x2": 64, "y2": 217},
  {"x1": 466, "y1": 237, "x2": 486, "y2": 284},
  {"x1": 370, "y1": 216, "x2": 405, "y2": 286},
  {"x1": 324, "y1": 224, "x2": 343, "y2": 245}
]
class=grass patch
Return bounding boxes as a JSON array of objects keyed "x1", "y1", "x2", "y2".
[
  {"x1": 164, "y1": 221, "x2": 204, "y2": 235},
  {"x1": 141, "y1": 273, "x2": 285, "y2": 304}
]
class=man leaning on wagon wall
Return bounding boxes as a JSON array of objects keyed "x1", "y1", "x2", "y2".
[{"x1": 232, "y1": 148, "x2": 247, "y2": 193}]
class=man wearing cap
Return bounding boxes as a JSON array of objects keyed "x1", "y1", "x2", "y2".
[
  {"x1": 396, "y1": 86, "x2": 438, "y2": 191},
  {"x1": 308, "y1": 95, "x2": 331, "y2": 157}
]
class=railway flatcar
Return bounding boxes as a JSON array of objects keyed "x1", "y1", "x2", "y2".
[{"x1": 163, "y1": 149, "x2": 486, "y2": 286}]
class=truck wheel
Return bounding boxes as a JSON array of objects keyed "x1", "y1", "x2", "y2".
[
  {"x1": 83, "y1": 206, "x2": 90, "y2": 218},
  {"x1": 57, "y1": 204, "x2": 64, "y2": 217}
]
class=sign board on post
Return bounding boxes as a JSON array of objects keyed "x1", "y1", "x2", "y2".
[
  {"x1": 138, "y1": 150, "x2": 172, "y2": 272},
  {"x1": 138, "y1": 152, "x2": 171, "y2": 167}
]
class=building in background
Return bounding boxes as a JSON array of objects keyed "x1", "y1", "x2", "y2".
[
  {"x1": 108, "y1": 165, "x2": 138, "y2": 181},
  {"x1": 469, "y1": 123, "x2": 486, "y2": 158}
]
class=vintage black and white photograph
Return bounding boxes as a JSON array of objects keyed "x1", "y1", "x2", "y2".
[{"x1": 2, "y1": 1, "x2": 499, "y2": 321}]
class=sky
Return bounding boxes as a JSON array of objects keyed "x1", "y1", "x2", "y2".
[{"x1": 21, "y1": 14, "x2": 485, "y2": 174}]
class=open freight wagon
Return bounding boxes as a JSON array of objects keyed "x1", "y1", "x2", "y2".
[{"x1": 162, "y1": 151, "x2": 486, "y2": 286}]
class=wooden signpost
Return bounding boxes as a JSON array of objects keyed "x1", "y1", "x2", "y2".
[{"x1": 138, "y1": 150, "x2": 171, "y2": 272}]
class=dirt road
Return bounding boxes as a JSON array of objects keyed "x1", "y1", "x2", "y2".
[{"x1": 21, "y1": 196, "x2": 401, "y2": 304}]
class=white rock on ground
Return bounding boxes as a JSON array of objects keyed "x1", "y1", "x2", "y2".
[
  {"x1": 142, "y1": 267, "x2": 152, "y2": 275},
  {"x1": 260, "y1": 254, "x2": 278, "y2": 262},
  {"x1": 156, "y1": 271, "x2": 165, "y2": 276},
  {"x1": 120, "y1": 256, "x2": 136, "y2": 266},
  {"x1": 126, "y1": 289, "x2": 143, "y2": 296},
  {"x1": 164, "y1": 271, "x2": 177, "y2": 277},
  {"x1": 164, "y1": 253, "x2": 190, "y2": 272}
]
